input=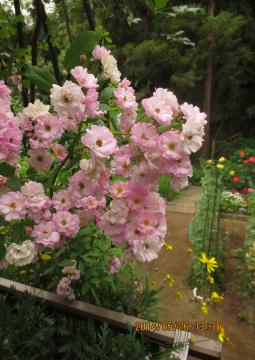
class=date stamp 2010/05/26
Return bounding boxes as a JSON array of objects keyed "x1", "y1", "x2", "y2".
[{"x1": 135, "y1": 321, "x2": 223, "y2": 333}]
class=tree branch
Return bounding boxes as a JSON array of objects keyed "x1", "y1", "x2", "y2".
[
  {"x1": 39, "y1": 0, "x2": 61, "y2": 84},
  {"x1": 82, "y1": 0, "x2": 96, "y2": 30}
]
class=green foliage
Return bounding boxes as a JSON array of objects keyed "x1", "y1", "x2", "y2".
[
  {"x1": 158, "y1": 175, "x2": 181, "y2": 202},
  {"x1": 63, "y1": 31, "x2": 101, "y2": 71},
  {"x1": 0, "y1": 162, "x2": 15, "y2": 177},
  {"x1": 187, "y1": 166, "x2": 226, "y2": 291},
  {"x1": 1, "y1": 223, "x2": 161, "y2": 320},
  {"x1": 24, "y1": 64, "x2": 56, "y2": 92},
  {"x1": 242, "y1": 193, "x2": 255, "y2": 296},
  {"x1": 0, "y1": 291, "x2": 175, "y2": 359}
]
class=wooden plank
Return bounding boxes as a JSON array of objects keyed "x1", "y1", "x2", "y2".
[{"x1": 0, "y1": 277, "x2": 221, "y2": 359}]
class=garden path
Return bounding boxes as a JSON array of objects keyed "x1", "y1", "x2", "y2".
[{"x1": 141, "y1": 186, "x2": 255, "y2": 360}]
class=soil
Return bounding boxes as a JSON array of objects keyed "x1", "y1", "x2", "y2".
[{"x1": 141, "y1": 187, "x2": 255, "y2": 360}]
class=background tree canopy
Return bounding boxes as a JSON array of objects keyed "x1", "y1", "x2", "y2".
[{"x1": 1, "y1": 0, "x2": 255, "y2": 156}]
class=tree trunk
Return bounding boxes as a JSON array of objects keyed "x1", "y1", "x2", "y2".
[
  {"x1": 13, "y1": 0, "x2": 29, "y2": 106},
  {"x1": 201, "y1": 0, "x2": 215, "y2": 159}
]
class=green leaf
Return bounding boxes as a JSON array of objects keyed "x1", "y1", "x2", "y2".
[
  {"x1": 99, "y1": 103, "x2": 111, "y2": 111},
  {"x1": 64, "y1": 31, "x2": 101, "y2": 71},
  {"x1": 23, "y1": 65, "x2": 56, "y2": 92},
  {"x1": 0, "y1": 239, "x2": 5, "y2": 259},
  {"x1": 11, "y1": 223, "x2": 24, "y2": 243},
  {"x1": 0, "y1": 162, "x2": 15, "y2": 177},
  {"x1": 7, "y1": 176, "x2": 23, "y2": 191},
  {"x1": 99, "y1": 87, "x2": 116, "y2": 101},
  {"x1": 58, "y1": 259, "x2": 74, "y2": 267},
  {"x1": 154, "y1": 0, "x2": 168, "y2": 11}
]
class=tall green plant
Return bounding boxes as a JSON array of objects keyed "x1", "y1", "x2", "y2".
[{"x1": 187, "y1": 165, "x2": 225, "y2": 290}]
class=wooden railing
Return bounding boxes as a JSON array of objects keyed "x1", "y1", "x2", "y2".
[{"x1": 0, "y1": 277, "x2": 222, "y2": 360}]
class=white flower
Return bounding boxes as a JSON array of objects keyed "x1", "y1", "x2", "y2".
[
  {"x1": 180, "y1": 120, "x2": 204, "y2": 154},
  {"x1": 103, "y1": 199, "x2": 128, "y2": 224},
  {"x1": 23, "y1": 99, "x2": 50, "y2": 120},
  {"x1": 5, "y1": 240, "x2": 36, "y2": 266},
  {"x1": 101, "y1": 54, "x2": 121, "y2": 83},
  {"x1": 50, "y1": 80, "x2": 85, "y2": 117},
  {"x1": 132, "y1": 236, "x2": 163, "y2": 262},
  {"x1": 193, "y1": 287, "x2": 204, "y2": 301}
]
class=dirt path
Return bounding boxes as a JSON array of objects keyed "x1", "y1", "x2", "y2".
[{"x1": 142, "y1": 186, "x2": 255, "y2": 359}]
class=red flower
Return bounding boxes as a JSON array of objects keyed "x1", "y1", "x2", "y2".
[
  {"x1": 248, "y1": 157, "x2": 255, "y2": 164},
  {"x1": 243, "y1": 159, "x2": 249, "y2": 165},
  {"x1": 233, "y1": 176, "x2": 240, "y2": 183},
  {"x1": 231, "y1": 189, "x2": 237, "y2": 194},
  {"x1": 239, "y1": 150, "x2": 245, "y2": 158},
  {"x1": 240, "y1": 187, "x2": 249, "y2": 193}
]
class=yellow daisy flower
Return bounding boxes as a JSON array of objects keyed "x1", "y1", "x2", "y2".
[
  {"x1": 166, "y1": 273, "x2": 174, "y2": 287},
  {"x1": 211, "y1": 291, "x2": 224, "y2": 303},
  {"x1": 201, "y1": 301, "x2": 208, "y2": 314},
  {"x1": 39, "y1": 252, "x2": 52, "y2": 261},
  {"x1": 208, "y1": 276, "x2": 215, "y2": 284},
  {"x1": 218, "y1": 156, "x2": 226, "y2": 163},
  {"x1": 199, "y1": 252, "x2": 218, "y2": 273},
  {"x1": 216, "y1": 163, "x2": 224, "y2": 169},
  {"x1": 163, "y1": 242, "x2": 173, "y2": 251}
]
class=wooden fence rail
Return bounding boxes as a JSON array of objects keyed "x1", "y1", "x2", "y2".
[{"x1": 0, "y1": 277, "x2": 221, "y2": 360}]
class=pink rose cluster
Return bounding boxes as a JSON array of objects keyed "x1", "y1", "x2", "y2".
[
  {"x1": 0, "y1": 45, "x2": 207, "y2": 298},
  {"x1": 56, "y1": 262, "x2": 80, "y2": 300},
  {"x1": 0, "y1": 81, "x2": 22, "y2": 165}
]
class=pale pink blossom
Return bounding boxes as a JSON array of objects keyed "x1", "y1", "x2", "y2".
[
  {"x1": 126, "y1": 185, "x2": 147, "y2": 211},
  {"x1": 16, "y1": 113, "x2": 33, "y2": 132},
  {"x1": 28, "y1": 148, "x2": 52, "y2": 171},
  {"x1": 0, "y1": 80, "x2": 10, "y2": 102},
  {"x1": 132, "y1": 236, "x2": 163, "y2": 262},
  {"x1": 109, "y1": 181, "x2": 128, "y2": 198},
  {"x1": 80, "y1": 196, "x2": 98, "y2": 210},
  {"x1": 52, "y1": 190, "x2": 72, "y2": 211},
  {"x1": 68, "y1": 170, "x2": 95, "y2": 200},
  {"x1": 0, "y1": 191, "x2": 27, "y2": 221},
  {"x1": 71, "y1": 66, "x2": 98, "y2": 89},
  {"x1": 52, "y1": 211, "x2": 80, "y2": 238},
  {"x1": 0, "y1": 113, "x2": 22, "y2": 165},
  {"x1": 103, "y1": 199, "x2": 128, "y2": 225},
  {"x1": 52, "y1": 144, "x2": 67, "y2": 161},
  {"x1": 50, "y1": 80, "x2": 85, "y2": 117},
  {"x1": 92, "y1": 45, "x2": 111, "y2": 60},
  {"x1": 113, "y1": 154, "x2": 132, "y2": 178},
  {"x1": 32, "y1": 221, "x2": 60, "y2": 248},
  {"x1": 0, "y1": 175, "x2": 8, "y2": 186},
  {"x1": 153, "y1": 88, "x2": 179, "y2": 115},
  {"x1": 131, "y1": 123, "x2": 159, "y2": 150},
  {"x1": 34, "y1": 114, "x2": 63, "y2": 143},
  {"x1": 142, "y1": 96, "x2": 173, "y2": 125},
  {"x1": 62, "y1": 263, "x2": 80, "y2": 280},
  {"x1": 159, "y1": 130, "x2": 182, "y2": 160},
  {"x1": 108, "y1": 256, "x2": 121, "y2": 275},
  {"x1": 81, "y1": 125, "x2": 117, "y2": 158},
  {"x1": 56, "y1": 277, "x2": 75, "y2": 300},
  {"x1": 136, "y1": 211, "x2": 158, "y2": 235}
]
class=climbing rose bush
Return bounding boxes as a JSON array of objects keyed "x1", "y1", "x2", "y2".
[{"x1": 0, "y1": 45, "x2": 206, "y2": 299}]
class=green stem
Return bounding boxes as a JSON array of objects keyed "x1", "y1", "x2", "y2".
[{"x1": 48, "y1": 125, "x2": 83, "y2": 196}]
